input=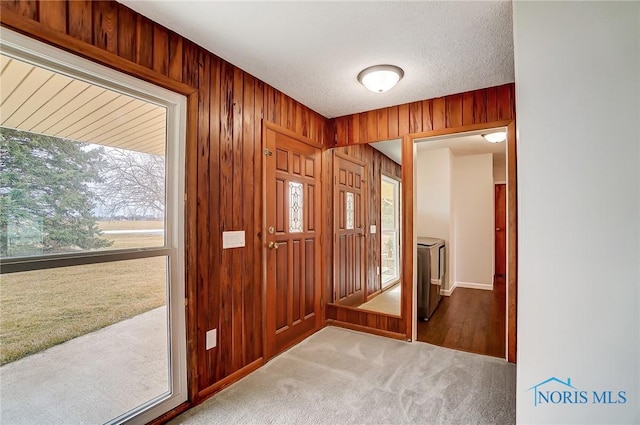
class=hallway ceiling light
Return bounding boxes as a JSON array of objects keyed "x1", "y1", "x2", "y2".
[
  {"x1": 482, "y1": 131, "x2": 507, "y2": 143},
  {"x1": 357, "y1": 65, "x2": 404, "y2": 93}
]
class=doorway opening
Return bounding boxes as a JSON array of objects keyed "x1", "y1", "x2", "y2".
[{"x1": 407, "y1": 124, "x2": 516, "y2": 361}]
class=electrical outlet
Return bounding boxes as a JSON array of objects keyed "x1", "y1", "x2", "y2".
[{"x1": 206, "y1": 329, "x2": 217, "y2": 350}]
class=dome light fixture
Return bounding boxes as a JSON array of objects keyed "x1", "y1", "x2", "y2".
[
  {"x1": 482, "y1": 131, "x2": 507, "y2": 143},
  {"x1": 357, "y1": 65, "x2": 404, "y2": 93}
]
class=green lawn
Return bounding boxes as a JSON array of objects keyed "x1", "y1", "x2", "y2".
[{"x1": 0, "y1": 223, "x2": 166, "y2": 365}]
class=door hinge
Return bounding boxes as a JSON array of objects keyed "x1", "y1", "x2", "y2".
[{"x1": 264, "y1": 148, "x2": 273, "y2": 156}]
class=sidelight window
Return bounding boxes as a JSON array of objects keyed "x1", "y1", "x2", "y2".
[{"x1": 381, "y1": 174, "x2": 401, "y2": 287}]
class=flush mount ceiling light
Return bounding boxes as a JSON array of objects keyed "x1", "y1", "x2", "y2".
[
  {"x1": 357, "y1": 65, "x2": 404, "y2": 93},
  {"x1": 482, "y1": 131, "x2": 507, "y2": 143}
]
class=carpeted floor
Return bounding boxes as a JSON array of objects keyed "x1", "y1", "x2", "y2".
[{"x1": 170, "y1": 327, "x2": 516, "y2": 425}]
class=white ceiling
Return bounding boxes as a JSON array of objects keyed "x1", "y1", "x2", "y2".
[{"x1": 118, "y1": 1, "x2": 514, "y2": 119}]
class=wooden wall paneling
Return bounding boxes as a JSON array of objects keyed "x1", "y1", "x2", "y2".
[
  {"x1": 335, "y1": 117, "x2": 347, "y2": 145},
  {"x1": 497, "y1": 84, "x2": 514, "y2": 120},
  {"x1": 152, "y1": 24, "x2": 169, "y2": 76},
  {"x1": 474, "y1": 89, "x2": 488, "y2": 124},
  {"x1": 366, "y1": 110, "x2": 377, "y2": 142},
  {"x1": 486, "y1": 87, "x2": 498, "y2": 122},
  {"x1": 0, "y1": 0, "x2": 37, "y2": 21},
  {"x1": 231, "y1": 66, "x2": 245, "y2": 372},
  {"x1": 206, "y1": 54, "x2": 222, "y2": 392},
  {"x1": 168, "y1": 32, "x2": 183, "y2": 82},
  {"x1": 180, "y1": 39, "x2": 202, "y2": 390},
  {"x1": 358, "y1": 112, "x2": 368, "y2": 144},
  {"x1": 218, "y1": 60, "x2": 234, "y2": 381},
  {"x1": 398, "y1": 103, "x2": 409, "y2": 136},
  {"x1": 242, "y1": 72, "x2": 257, "y2": 366},
  {"x1": 134, "y1": 14, "x2": 153, "y2": 69},
  {"x1": 194, "y1": 47, "x2": 212, "y2": 390},
  {"x1": 409, "y1": 101, "x2": 422, "y2": 133},
  {"x1": 377, "y1": 108, "x2": 388, "y2": 140},
  {"x1": 67, "y1": 0, "x2": 93, "y2": 44},
  {"x1": 252, "y1": 78, "x2": 264, "y2": 360},
  {"x1": 387, "y1": 105, "x2": 399, "y2": 138},
  {"x1": 445, "y1": 93, "x2": 463, "y2": 128},
  {"x1": 92, "y1": 1, "x2": 118, "y2": 54},
  {"x1": 432, "y1": 97, "x2": 446, "y2": 130},
  {"x1": 39, "y1": 0, "x2": 66, "y2": 33},
  {"x1": 116, "y1": 4, "x2": 136, "y2": 62},
  {"x1": 462, "y1": 91, "x2": 475, "y2": 126},
  {"x1": 421, "y1": 99, "x2": 433, "y2": 132},
  {"x1": 348, "y1": 113, "x2": 359, "y2": 145}
]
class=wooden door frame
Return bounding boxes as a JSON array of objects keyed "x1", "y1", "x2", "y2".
[
  {"x1": 494, "y1": 183, "x2": 507, "y2": 278},
  {"x1": 402, "y1": 119, "x2": 517, "y2": 362},
  {"x1": 261, "y1": 121, "x2": 324, "y2": 361}
]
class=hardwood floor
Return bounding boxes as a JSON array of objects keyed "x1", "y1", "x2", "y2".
[{"x1": 417, "y1": 278, "x2": 506, "y2": 358}]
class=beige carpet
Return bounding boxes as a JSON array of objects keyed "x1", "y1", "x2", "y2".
[{"x1": 170, "y1": 327, "x2": 516, "y2": 425}]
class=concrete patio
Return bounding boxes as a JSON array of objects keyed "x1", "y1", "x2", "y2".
[{"x1": 0, "y1": 307, "x2": 168, "y2": 424}]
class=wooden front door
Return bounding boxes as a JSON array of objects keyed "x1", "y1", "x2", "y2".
[
  {"x1": 264, "y1": 126, "x2": 322, "y2": 360},
  {"x1": 333, "y1": 152, "x2": 366, "y2": 306},
  {"x1": 495, "y1": 184, "x2": 507, "y2": 277}
]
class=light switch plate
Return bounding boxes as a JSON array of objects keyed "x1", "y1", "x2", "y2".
[
  {"x1": 206, "y1": 329, "x2": 217, "y2": 350},
  {"x1": 223, "y1": 231, "x2": 245, "y2": 249},
  {"x1": 377, "y1": 266, "x2": 380, "y2": 276},
  {"x1": 370, "y1": 225, "x2": 377, "y2": 234}
]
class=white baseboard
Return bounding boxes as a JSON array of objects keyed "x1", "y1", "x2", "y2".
[
  {"x1": 456, "y1": 281, "x2": 493, "y2": 291},
  {"x1": 440, "y1": 282, "x2": 457, "y2": 296}
]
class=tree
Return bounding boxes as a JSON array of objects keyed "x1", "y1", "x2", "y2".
[
  {"x1": 95, "y1": 148, "x2": 165, "y2": 219},
  {"x1": 0, "y1": 127, "x2": 111, "y2": 257}
]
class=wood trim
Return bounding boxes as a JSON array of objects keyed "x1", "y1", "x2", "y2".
[
  {"x1": 263, "y1": 121, "x2": 323, "y2": 150},
  {"x1": 408, "y1": 119, "x2": 514, "y2": 141},
  {"x1": 196, "y1": 358, "x2": 263, "y2": 401},
  {"x1": 334, "y1": 149, "x2": 366, "y2": 166},
  {"x1": 325, "y1": 320, "x2": 406, "y2": 341},
  {"x1": 0, "y1": 8, "x2": 195, "y2": 96},
  {"x1": 401, "y1": 134, "x2": 414, "y2": 341}
]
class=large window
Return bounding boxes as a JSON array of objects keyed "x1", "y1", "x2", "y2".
[
  {"x1": 381, "y1": 174, "x2": 401, "y2": 288},
  {"x1": 0, "y1": 29, "x2": 186, "y2": 425}
]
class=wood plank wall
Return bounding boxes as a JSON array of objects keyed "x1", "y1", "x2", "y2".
[
  {"x1": 0, "y1": 0, "x2": 329, "y2": 400},
  {"x1": 333, "y1": 83, "x2": 515, "y2": 146}
]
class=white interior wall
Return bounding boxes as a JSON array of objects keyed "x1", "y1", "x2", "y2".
[
  {"x1": 415, "y1": 147, "x2": 452, "y2": 289},
  {"x1": 452, "y1": 153, "x2": 494, "y2": 288},
  {"x1": 514, "y1": 2, "x2": 639, "y2": 423}
]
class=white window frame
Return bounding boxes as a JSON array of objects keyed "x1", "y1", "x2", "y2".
[
  {"x1": 0, "y1": 28, "x2": 187, "y2": 425},
  {"x1": 381, "y1": 174, "x2": 401, "y2": 288}
]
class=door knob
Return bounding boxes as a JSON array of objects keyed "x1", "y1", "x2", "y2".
[{"x1": 268, "y1": 241, "x2": 280, "y2": 250}]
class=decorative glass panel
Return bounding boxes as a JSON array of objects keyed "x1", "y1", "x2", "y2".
[
  {"x1": 345, "y1": 192, "x2": 355, "y2": 230},
  {"x1": 289, "y1": 182, "x2": 303, "y2": 233}
]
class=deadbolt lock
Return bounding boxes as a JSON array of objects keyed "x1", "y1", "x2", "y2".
[{"x1": 268, "y1": 226, "x2": 275, "y2": 234}]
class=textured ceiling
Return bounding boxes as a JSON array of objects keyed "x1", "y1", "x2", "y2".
[{"x1": 118, "y1": 1, "x2": 514, "y2": 119}]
